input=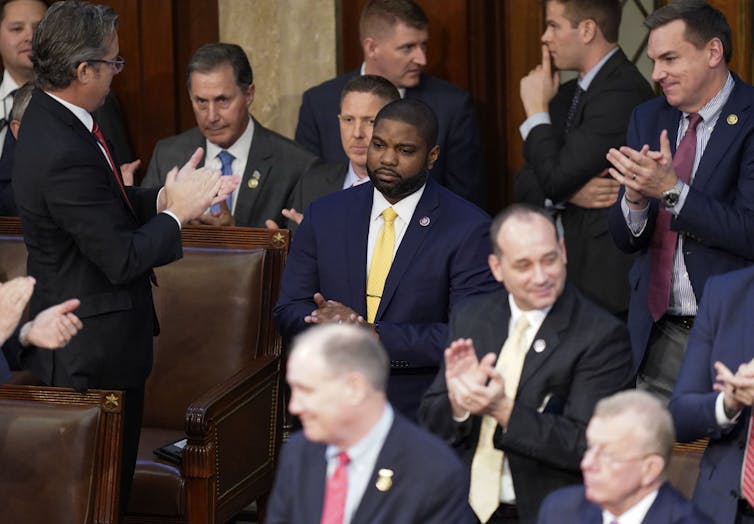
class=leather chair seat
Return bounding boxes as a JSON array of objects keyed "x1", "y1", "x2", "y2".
[{"x1": 128, "y1": 428, "x2": 186, "y2": 517}]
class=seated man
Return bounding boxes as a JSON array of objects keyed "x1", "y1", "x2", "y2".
[
  {"x1": 142, "y1": 42, "x2": 317, "y2": 227},
  {"x1": 274, "y1": 98, "x2": 497, "y2": 419},
  {"x1": 0, "y1": 275, "x2": 82, "y2": 382},
  {"x1": 296, "y1": 0, "x2": 486, "y2": 207},
  {"x1": 669, "y1": 265, "x2": 754, "y2": 524},
  {"x1": 538, "y1": 390, "x2": 711, "y2": 524},
  {"x1": 273, "y1": 74, "x2": 400, "y2": 230},
  {"x1": 419, "y1": 204, "x2": 633, "y2": 524},
  {"x1": 266, "y1": 323, "x2": 475, "y2": 524}
]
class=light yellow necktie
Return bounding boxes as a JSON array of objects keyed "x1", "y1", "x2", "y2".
[
  {"x1": 366, "y1": 207, "x2": 398, "y2": 323},
  {"x1": 469, "y1": 315, "x2": 530, "y2": 523}
]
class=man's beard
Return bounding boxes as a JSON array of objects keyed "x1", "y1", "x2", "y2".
[{"x1": 367, "y1": 165, "x2": 429, "y2": 201}]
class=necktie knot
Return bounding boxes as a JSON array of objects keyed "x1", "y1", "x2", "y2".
[
  {"x1": 382, "y1": 207, "x2": 398, "y2": 224},
  {"x1": 217, "y1": 150, "x2": 235, "y2": 175},
  {"x1": 337, "y1": 451, "x2": 350, "y2": 468},
  {"x1": 687, "y1": 112, "x2": 702, "y2": 132},
  {"x1": 511, "y1": 315, "x2": 530, "y2": 338}
]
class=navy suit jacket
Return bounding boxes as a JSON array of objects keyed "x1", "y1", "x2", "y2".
[
  {"x1": 273, "y1": 180, "x2": 497, "y2": 418},
  {"x1": 419, "y1": 286, "x2": 633, "y2": 524},
  {"x1": 295, "y1": 69, "x2": 486, "y2": 207},
  {"x1": 265, "y1": 410, "x2": 476, "y2": 524},
  {"x1": 607, "y1": 75, "x2": 754, "y2": 368},
  {"x1": 669, "y1": 266, "x2": 754, "y2": 524},
  {"x1": 537, "y1": 483, "x2": 712, "y2": 524}
]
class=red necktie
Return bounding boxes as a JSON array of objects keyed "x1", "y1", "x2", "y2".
[
  {"x1": 647, "y1": 113, "x2": 702, "y2": 321},
  {"x1": 320, "y1": 451, "x2": 350, "y2": 524},
  {"x1": 92, "y1": 119, "x2": 133, "y2": 213},
  {"x1": 743, "y1": 414, "x2": 754, "y2": 507}
]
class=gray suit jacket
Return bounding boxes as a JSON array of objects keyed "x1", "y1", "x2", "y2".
[{"x1": 142, "y1": 118, "x2": 317, "y2": 227}]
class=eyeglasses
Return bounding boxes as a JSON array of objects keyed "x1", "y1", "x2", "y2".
[
  {"x1": 87, "y1": 56, "x2": 126, "y2": 74},
  {"x1": 583, "y1": 444, "x2": 657, "y2": 467}
]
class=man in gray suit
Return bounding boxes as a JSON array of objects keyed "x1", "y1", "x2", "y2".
[{"x1": 142, "y1": 43, "x2": 317, "y2": 228}]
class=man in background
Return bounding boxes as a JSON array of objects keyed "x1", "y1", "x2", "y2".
[
  {"x1": 295, "y1": 0, "x2": 486, "y2": 208},
  {"x1": 515, "y1": 0, "x2": 653, "y2": 316},
  {"x1": 143, "y1": 42, "x2": 317, "y2": 228},
  {"x1": 266, "y1": 324, "x2": 475, "y2": 524}
]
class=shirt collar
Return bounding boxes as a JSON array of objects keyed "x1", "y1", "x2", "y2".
[
  {"x1": 360, "y1": 62, "x2": 406, "y2": 98},
  {"x1": 325, "y1": 403, "x2": 394, "y2": 462},
  {"x1": 603, "y1": 488, "x2": 659, "y2": 524},
  {"x1": 45, "y1": 91, "x2": 94, "y2": 131},
  {"x1": 685, "y1": 72, "x2": 734, "y2": 126},
  {"x1": 508, "y1": 292, "x2": 550, "y2": 327},
  {"x1": 0, "y1": 70, "x2": 20, "y2": 101},
  {"x1": 343, "y1": 161, "x2": 370, "y2": 189},
  {"x1": 578, "y1": 47, "x2": 619, "y2": 92},
  {"x1": 370, "y1": 183, "x2": 426, "y2": 225},
  {"x1": 205, "y1": 114, "x2": 255, "y2": 163}
]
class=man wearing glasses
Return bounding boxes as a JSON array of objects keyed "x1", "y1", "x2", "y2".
[
  {"x1": 13, "y1": 1, "x2": 238, "y2": 518},
  {"x1": 537, "y1": 390, "x2": 711, "y2": 523}
]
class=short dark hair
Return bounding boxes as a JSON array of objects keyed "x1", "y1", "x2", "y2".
[
  {"x1": 32, "y1": 0, "x2": 118, "y2": 90},
  {"x1": 9, "y1": 81, "x2": 33, "y2": 122},
  {"x1": 547, "y1": 0, "x2": 622, "y2": 43},
  {"x1": 0, "y1": 0, "x2": 50, "y2": 23},
  {"x1": 359, "y1": 0, "x2": 428, "y2": 42},
  {"x1": 490, "y1": 204, "x2": 558, "y2": 255},
  {"x1": 187, "y1": 43, "x2": 253, "y2": 92},
  {"x1": 340, "y1": 74, "x2": 400, "y2": 110},
  {"x1": 373, "y1": 98, "x2": 438, "y2": 149},
  {"x1": 645, "y1": 0, "x2": 732, "y2": 64}
]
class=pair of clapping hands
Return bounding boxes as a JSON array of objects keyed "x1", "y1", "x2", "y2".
[{"x1": 715, "y1": 359, "x2": 754, "y2": 417}]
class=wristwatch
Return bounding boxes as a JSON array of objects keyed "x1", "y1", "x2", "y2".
[{"x1": 661, "y1": 180, "x2": 685, "y2": 209}]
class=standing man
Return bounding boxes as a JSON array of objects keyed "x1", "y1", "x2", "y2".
[
  {"x1": 295, "y1": 0, "x2": 486, "y2": 208},
  {"x1": 13, "y1": 1, "x2": 237, "y2": 514},
  {"x1": 515, "y1": 0, "x2": 653, "y2": 316},
  {"x1": 142, "y1": 43, "x2": 317, "y2": 228},
  {"x1": 274, "y1": 98, "x2": 497, "y2": 419},
  {"x1": 419, "y1": 204, "x2": 633, "y2": 524},
  {"x1": 606, "y1": 0, "x2": 754, "y2": 400},
  {"x1": 270, "y1": 74, "x2": 400, "y2": 230},
  {"x1": 669, "y1": 265, "x2": 754, "y2": 524},
  {"x1": 538, "y1": 390, "x2": 711, "y2": 524},
  {"x1": 266, "y1": 324, "x2": 475, "y2": 524}
]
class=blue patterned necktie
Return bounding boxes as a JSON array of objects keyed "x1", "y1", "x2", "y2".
[
  {"x1": 210, "y1": 150, "x2": 235, "y2": 214},
  {"x1": 564, "y1": 85, "x2": 585, "y2": 134}
]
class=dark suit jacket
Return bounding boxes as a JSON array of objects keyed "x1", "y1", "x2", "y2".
[
  {"x1": 669, "y1": 266, "x2": 754, "y2": 524},
  {"x1": 608, "y1": 75, "x2": 754, "y2": 368},
  {"x1": 265, "y1": 410, "x2": 476, "y2": 524},
  {"x1": 142, "y1": 118, "x2": 317, "y2": 228},
  {"x1": 287, "y1": 160, "x2": 348, "y2": 232},
  {"x1": 515, "y1": 49, "x2": 654, "y2": 314},
  {"x1": 12, "y1": 88, "x2": 182, "y2": 390},
  {"x1": 537, "y1": 483, "x2": 712, "y2": 524},
  {"x1": 295, "y1": 69, "x2": 486, "y2": 208},
  {"x1": 418, "y1": 286, "x2": 634, "y2": 524},
  {"x1": 273, "y1": 180, "x2": 498, "y2": 418}
]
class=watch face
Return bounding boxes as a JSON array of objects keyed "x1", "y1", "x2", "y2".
[{"x1": 663, "y1": 191, "x2": 680, "y2": 207}]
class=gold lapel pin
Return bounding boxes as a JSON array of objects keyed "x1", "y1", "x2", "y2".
[
  {"x1": 727, "y1": 114, "x2": 738, "y2": 125},
  {"x1": 375, "y1": 468, "x2": 394, "y2": 492},
  {"x1": 247, "y1": 170, "x2": 262, "y2": 189}
]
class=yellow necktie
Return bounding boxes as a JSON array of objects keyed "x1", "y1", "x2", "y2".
[
  {"x1": 366, "y1": 207, "x2": 398, "y2": 323},
  {"x1": 469, "y1": 315, "x2": 530, "y2": 523}
]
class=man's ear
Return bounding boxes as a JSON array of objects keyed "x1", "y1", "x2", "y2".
[
  {"x1": 363, "y1": 37, "x2": 378, "y2": 60},
  {"x1": 245, "y1": 83, "x2": 255, "y2": 107},
  {"x1": 426, "y1": 144, "x2": 440, "y2": 171}
]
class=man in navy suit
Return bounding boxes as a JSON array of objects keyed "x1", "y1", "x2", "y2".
[
  {"x1": 295, "y1": 0, "x2": 485, "y2": 207},
  {"x1": 669, "y1": 266, "x2": 754, "y2": 524},
  {"x1": 274, "y1": 98, "x2": 497, "y2": 419},
  {"x1": 606, "y1": 1, "x2": 754, "y2": 400},
  {"x1": 266, "y1": 324, "x2": 475, "y2": 524},
  {"x1": 538, "y1": 390, "x2": 711, "y2": 524},
  {"x1": 0, "y1": 275, "x2": 82, "y2": 383}
]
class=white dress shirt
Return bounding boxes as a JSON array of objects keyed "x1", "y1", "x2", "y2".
[
  {"x1": 204, "y1": 115, "x2": 254, "y2": 214},
  {"x1": 602, "y1": 488, "x2": 658, "y2": 524}
]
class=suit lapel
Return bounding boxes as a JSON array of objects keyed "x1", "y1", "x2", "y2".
[
  {"x1": 346, "y1": 185, "x2": 373, "y2": 316},
  {"x1": 658, "y1": 103, "x2": 681, "y2": 154},
  {"x1": 234, "y1": 118, "x2": 270, "y2": 219},
  {"x1": 302, "y1": 442, "x2": 328, "y2": 521},
  {"x1": 692, "y1": 77, "x2": 752, "y2": 192},
  {"x1": 375, "y1": 182, "x2": 439, "y2": 320},
  {"x1": 477, "y1": 292, "x2": 511, "y2": 359},
  {"x1": 517, "y1": 286, "x2": 573, "y2": 391},
  {"x1": 351, "y1": 416, "x2": 403, "y2": 524}
]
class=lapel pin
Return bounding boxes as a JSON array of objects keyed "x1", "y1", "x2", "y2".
[
  {"x1": 247, "y1": 170, "x2": 261, "y2": 189},
  {"x1": 727, "y1": 114, "x2": 738, "y2": 125},
  {"x1": 375, "y1": 468, "x2": 393, "y2": 492},
  {"x1": 533, "y1": 339, "x2": 546, "y2": 353},
  {"x1": 419, "y1": 216, "x2": 430, "y2": 227}
]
